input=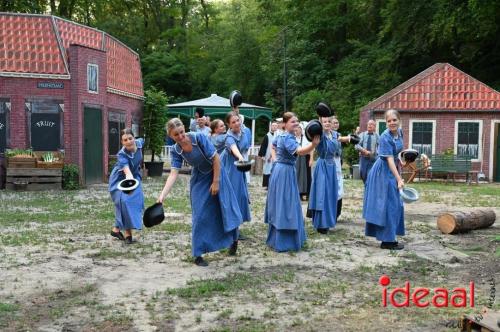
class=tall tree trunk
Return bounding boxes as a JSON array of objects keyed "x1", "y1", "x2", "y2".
[{"x1": 200, "y1": 0, "x2": 209, "y2": 30}]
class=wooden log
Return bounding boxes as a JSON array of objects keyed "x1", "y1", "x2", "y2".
[{"x1": 437, "y1": 209, "x2": 496, "y2": 234}]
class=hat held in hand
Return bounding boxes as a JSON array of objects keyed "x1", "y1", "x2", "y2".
[{"x1": 315, "y1": 102, "x2": 335, "y2": 117}]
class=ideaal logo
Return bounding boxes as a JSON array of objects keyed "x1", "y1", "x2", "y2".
[{"x1": 379, "y1": 275, "x2": 475, "y2": 308}]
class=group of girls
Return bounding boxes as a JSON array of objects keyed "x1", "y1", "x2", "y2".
[{"x1": 108, "y1": 108, "x2": 407, "y2": 267}]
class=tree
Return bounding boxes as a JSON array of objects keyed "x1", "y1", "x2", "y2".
[{"x1": 143, "y1": 88, "x2": 168, "y2": 162}]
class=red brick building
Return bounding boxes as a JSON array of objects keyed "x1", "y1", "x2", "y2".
[
  {"x1": 360, "y1": 63, "x2": 500, "y2": 182},
  {"x1": 0, "y1": 13, "x2": 144, "y2": 185}
]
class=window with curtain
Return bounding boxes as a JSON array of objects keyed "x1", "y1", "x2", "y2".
[
  {"x1": 411, "y1": 122, "x2": 433, "y2": 156},
  {"x1": 457, "y1": 122, "x2": 480, "y2": 159}
]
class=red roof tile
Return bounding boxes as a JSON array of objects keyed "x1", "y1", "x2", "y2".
[
  {"x1": 362, "y1": 63, "x2": 500, "y2": 111},
  {"x1": 105, "y1": 36, "x2": 143, "y2": 97},
  {"x1": 0, "y1": 14, "x2": 67, "y2": 76},
  {"x1": 0, "y1": 13, "x2": 143, "y2": 97}
]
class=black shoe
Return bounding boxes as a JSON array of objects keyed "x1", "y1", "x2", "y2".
[
  {"x1": 317, "y1": 228, "x2": 329, "y2": 234},
  {"x1": 125, "y1": 236, "x2": 134, "y2": 244},
  {"x1": 380, "y1": 242, "x2": 404, "y2": 250},
  {"x1": 238, "y1": 233, "x2": 248, "y2": 241},
  {"x1": 194, "y1": 256, "x2": 208, "y2": 267},
  {"x1": 228, "y1": 241, "x2": 238, "y2": 256},
  {"x1": 110, "y1": 230, "x2": 125, "y2": 241}
]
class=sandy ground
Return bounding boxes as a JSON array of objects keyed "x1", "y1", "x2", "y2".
[{"x1": 0, "y1": 175, "x2": 499, "y2": 332}]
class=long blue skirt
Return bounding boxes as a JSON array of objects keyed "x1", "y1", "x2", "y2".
[
  {"x1": 308, "y1": 159, "x2": 338, "y2": 229},
  {"x1": 110, "y1": 185, "x2": 144, "y2": 230},
  {"x1": 190, "y1": 169, "x2": 241, "y2": 257},
  {"x1": 363, "y1": 158, "x2": 405, "y2": 242},
  {"x1": 220, "y1": 151, "x2": 252, "y2": 222},
  {"x1": 265, "y1": 162, "x2": 306, "y2": 252}
]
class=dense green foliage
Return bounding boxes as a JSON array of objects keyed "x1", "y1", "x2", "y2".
[
  {"x1": 143, "y1": 88, "x2": 169, "y2": 161},
  {"x1": 6, "y1": 0, "x2": 500, "y2": 138}
]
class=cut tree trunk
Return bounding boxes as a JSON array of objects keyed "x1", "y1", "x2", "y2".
[{"x1": 437, "y1": 209, "x2": 496, "y2": 234}]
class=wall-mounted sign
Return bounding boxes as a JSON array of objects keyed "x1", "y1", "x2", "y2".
[
  {"x1": 35, "y1": 120, "x2": 56, "y2": 128},
  {"x1": 37, "y1": 82, "x2": 64, "y2": 89}
]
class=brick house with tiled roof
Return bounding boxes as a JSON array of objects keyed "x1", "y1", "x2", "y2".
[
  {"x1": 0, "y1": 12, "x2": 144, "y2": 185},
  {"x1": 360, "y1": 63, "x2": 500, "y2": 182}
]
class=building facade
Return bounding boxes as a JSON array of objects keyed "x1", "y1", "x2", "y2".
[
  {"x1": 0, "y1": 13, "x2": 144, "y2": 185},
  {"x1": 360, "y1": 63, "x2": 500, "y2": 182}
]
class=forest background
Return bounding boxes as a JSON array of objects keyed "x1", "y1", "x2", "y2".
[{"x1": 4, "y1": 0, "x2": 500, "y2": 139}]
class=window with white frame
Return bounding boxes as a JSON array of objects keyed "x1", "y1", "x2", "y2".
[
  {"x1": 108, "y1": 111, "x2": 126, "y2": 155},
  {"x1": 410, "y1": 121, "x2": 434, "y2": 156},
  {"x1": 455, "y1": 121, "x2": 481, "y2": 160},
  {"x1": 87, "y1": 64, "x2": 98, "y2": 93}
]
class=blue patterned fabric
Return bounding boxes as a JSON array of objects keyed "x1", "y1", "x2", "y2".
[
  {"x1": 171, "y1": 133, "x2": 242, "y2": 256},
  {"x1": 219, "y1": 129, "x2": 252, "y2": 222},
  {"x1": 308, "y1": 132, "x2": 339, "y2": 230},
  {"x1": 109, "y1": 138, "x2": 145, "y2": 230},
  {"x1": 363, "y1": 128, "x2": 405, "y2": 242},
  {"x1": 265, "y1": 133, "x2": 306, "y2": 252}
]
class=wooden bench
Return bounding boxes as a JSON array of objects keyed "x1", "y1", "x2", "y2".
[{"x1": 427, "y1": 154, "x2": 476, "y2": 184}]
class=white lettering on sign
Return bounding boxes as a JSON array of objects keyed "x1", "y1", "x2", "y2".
[
  {"x1": 36, "y1": 121, "x2": 56, "y2": 128},
  {"x1": 0, "y1": 122, "x2": 4, "y2": 130}
]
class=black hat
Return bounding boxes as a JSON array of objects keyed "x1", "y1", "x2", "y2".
[
  {"x1": 305, "y1": 120, "x2": 323, "y2": 142},
  {"x1": 234, "y1": 159, "x2": 254, "y2": 172},
  {"x1": 143, "y1": 202, "x2": 165, "y2": 228},
  {"x1": 117, "y1": 178, "x2": 139, "y2": 194},
  {"x1": 400, "y1": 149, "x2": 420, "y2": 163},
  {"x1": 349, "y1": 134, "x2": 361, "y2": 145},
  {"x1": 315, "y1": 102, "x2": 335, "y2": 117},
  {"x1": 195, "y1": 107, "x2": 205, "y2": 117},
  {"x1": 229, "y1": 90, "x2": 243, "y2": 107}
]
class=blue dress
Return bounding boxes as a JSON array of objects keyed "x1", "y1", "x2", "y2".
[
  {"x1": 210, "y1": 134, "x2": 226, "y2": 155},
  {"x1": 308, "y1": 132, "x2": 339, "y2": 230},
  {"x1": 265, "y1": 133, "x2": 307, "y2": 252},
  {"x1": 220, "y1": 129, "x2": 252, "y2": 222},
  {"x1": 109, "y1": 138, "x2": 145, "y2": 230},
  {"x1": 171, "y1": 133, "x2": 242, "y2": 257},
  {"x1": 363, "y1": 128, "x2": 405, "y2": 242}
]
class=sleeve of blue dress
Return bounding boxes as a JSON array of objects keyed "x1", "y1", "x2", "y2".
[
  {"x1": 117, "y1": 150, "x2": 129, "y2": 169},
  {"x1": 170, "y1": 148, "x2": 183, "y2": 170},
  {"x1": 197, "y1": 132, "x2": 217, "y2": 160},
  {"x1": 225, "y1": 135, "x2": 237, "y2": 150},
  {"x1": 378, "y1": 134, "x2": 393, "y2": 157},
  {"x1": 284, "y1": 135, "x2": 299, "y2": 155}
]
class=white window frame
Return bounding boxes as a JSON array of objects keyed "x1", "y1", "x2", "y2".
[
  {"x1": 409, "y1": 120, "x2": 436, "y2": 155},
  {"x1": 454, "y1": 120, "x2": 482, "y2": 162},
  {"x1": 87, "y1": 64, "x2": 99, "y2": 94}
]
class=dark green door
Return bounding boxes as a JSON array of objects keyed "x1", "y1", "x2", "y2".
[
  {"x1": 378, "y1": 121, "x2": 386, "y2": 135},
  {"x1": 495, "y1": 124, "x2": 500, "y2": 182},
  {"x1": 84, "y1": 108, "x2": 103, "y2": 184}
]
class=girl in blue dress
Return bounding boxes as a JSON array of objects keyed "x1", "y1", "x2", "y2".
[
  {"x1": 265, "y1": 112, "x2": 319, "y2": 252},
  {"x1": 219, "y1": 112, "x2": 251, "y2": 223},
  {"x1": 157, "y1": 118, "x2": 242, "y2": 266},
  {"x1": 308, "y1": 116, "x2": 341, "y2": 234},
  {"x1": 363, "y1": 109, "x2": 406, "y2": 250},
  {"x1": 210, "y1": 119, "x2": 226, "y2": 155},
  {"x1": 109, "y1": 128, "x2": 144, "y2": 244}
]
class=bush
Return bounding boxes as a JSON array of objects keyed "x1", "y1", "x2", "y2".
[
  {"x1": 343, "y1": 144, "x2": 359, "y2": 167},
  {"x1": 143, "y1": 88, "x2": 168, "y2": 162},
  {"x1": 62, "y1": 164, "x2": 80, "y2": 190}
]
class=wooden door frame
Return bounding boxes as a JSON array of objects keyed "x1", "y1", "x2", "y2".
[{"x1": 83, "y1": 106, "x2": 104, "y2": 184}]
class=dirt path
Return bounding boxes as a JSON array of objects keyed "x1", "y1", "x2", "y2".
[{"x1": 0, "y1": 177, "x2": 498, "y2": 331}]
